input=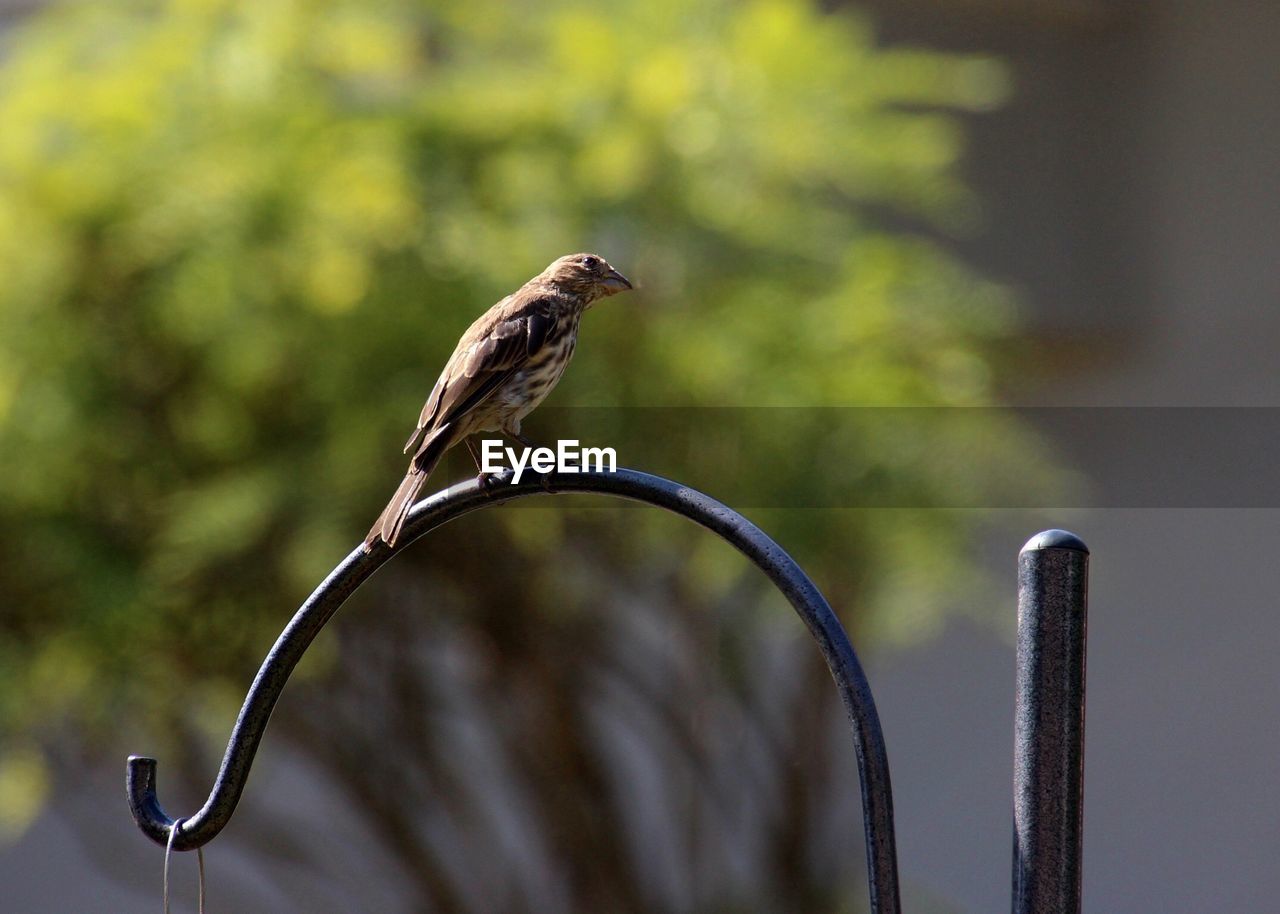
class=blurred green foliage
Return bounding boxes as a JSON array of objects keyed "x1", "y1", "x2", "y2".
[{"x1": 0, "y1": 0, "x2": 1051, "y2": 859}]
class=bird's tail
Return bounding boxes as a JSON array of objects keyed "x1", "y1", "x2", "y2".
[{"x1": 363, "y1": 428, "x2": 451, "y2": 551}]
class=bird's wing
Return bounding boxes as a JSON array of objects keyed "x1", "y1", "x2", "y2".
[{"x1": 403, "y1": 292, "x2": 556, "y2": 457}]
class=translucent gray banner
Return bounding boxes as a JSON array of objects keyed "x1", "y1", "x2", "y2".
[{"x1": 435, "y1": 407, "x2": 1280, "y2": 508}]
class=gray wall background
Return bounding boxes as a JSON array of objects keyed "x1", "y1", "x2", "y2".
[{"x1": 868, "y1": 1, "x2": 1280, "y2": 909}]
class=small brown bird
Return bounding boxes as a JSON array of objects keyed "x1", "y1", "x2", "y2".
[{"x1": 364, "y1": 253, "x2": 633, "y2": 550}]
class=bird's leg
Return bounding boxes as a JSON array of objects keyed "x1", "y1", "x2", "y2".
[
  {"x1": 504, "y1": 427, "x2": 556, "y2": 492},
  {"x1": 465, "y1": 437, "x2": 499, "y2": 494}
]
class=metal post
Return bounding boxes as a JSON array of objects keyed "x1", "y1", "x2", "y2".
[{"x1": 1012, "y1": 529, "x2": 1089, "y2": 914}]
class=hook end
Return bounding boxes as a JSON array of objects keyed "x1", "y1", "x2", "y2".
[{"x1": 126, "y1": 755, "x2": 177, "y2": 847}]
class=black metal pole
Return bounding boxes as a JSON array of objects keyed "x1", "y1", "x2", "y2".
[
  {"x1": 1012, "y1": 529, "x2": 1090, "y2": 914},
  {"x1": 126, "y1": 467, "x2": 901, "y2": 914}
]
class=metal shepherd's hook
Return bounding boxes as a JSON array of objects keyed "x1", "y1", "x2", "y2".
[{"x1": 126, "y1": 468, "x2": 904, "y2": 914}]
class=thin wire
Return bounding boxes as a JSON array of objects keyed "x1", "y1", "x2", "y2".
[
  {"x1": 163, "y1": 819, "x2": 206, "y2": 913},
  {"x1": 163, "y1": 819, "x2": 180, "y2": 914}
]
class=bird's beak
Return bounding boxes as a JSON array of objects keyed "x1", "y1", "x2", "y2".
[{"x1": 601, "y1": 268, "x2": 633, "y2": 294}]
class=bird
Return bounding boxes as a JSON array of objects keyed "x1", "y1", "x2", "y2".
[{"x1": 363, "y1": 253, "x2": 633, "y2": 551}]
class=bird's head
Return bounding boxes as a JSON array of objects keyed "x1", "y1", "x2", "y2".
[{"x1": 540, "y1": 253, "x2": 633, "y2": 305}]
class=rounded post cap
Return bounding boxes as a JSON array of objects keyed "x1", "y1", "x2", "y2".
[{"x1": 1020, "y1": 529, "x2": 1089, "y2": 554}]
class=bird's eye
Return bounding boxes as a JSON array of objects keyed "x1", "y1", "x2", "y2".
[{"x1": 581, "y1": 256, "x2": 600, "y2": 271}]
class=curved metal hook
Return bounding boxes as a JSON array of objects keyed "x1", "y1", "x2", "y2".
[{"x1": 127, "y1": 468, "x2": 901, "y2": 913}]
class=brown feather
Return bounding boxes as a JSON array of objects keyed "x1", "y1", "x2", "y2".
[{"x1": 365, "y1": 426, "x2": 452, "y2": 549}]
